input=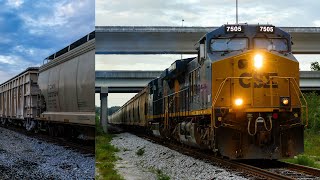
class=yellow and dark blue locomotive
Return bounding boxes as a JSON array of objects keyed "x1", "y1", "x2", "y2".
[{"x1": 109, "y1": 24, "x2": 307, "y2": 159}]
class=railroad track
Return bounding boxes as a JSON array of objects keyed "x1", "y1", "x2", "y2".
[
  {"x1": 33, "y1": 133, "x2": 95, "y2": 155},
  {"x1": 1, "y1": 125, "x2": 94, "y2": 155},
  {"x1": 135, "y1": 133, "x2": 320, "y2": 179}
]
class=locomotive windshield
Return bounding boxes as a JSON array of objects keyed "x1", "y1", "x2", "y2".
[
  {"x1": 254, "y1": 38, "x2": 288, "y2": 52},
  {"x1": 210, "y1": 38, "x2": 248, "y2": 52}
]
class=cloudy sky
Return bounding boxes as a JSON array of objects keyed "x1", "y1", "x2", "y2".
[
  {"x1": 0, "y1": 0, "x2": 94, "y2": 83},
  {"x1": 95, "y1": 0, "x2": 320, "y2": 107}
]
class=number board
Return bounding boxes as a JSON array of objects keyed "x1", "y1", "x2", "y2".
[
  {"x1": 225, "y1": 25, "x2": 244, "y2": 33},
  {"x1": 257, "y1": 25, "x2": 275, "y2": 33}
]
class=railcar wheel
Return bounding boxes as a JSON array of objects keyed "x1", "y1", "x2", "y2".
[
  {"x1": 25, "y1": 119, "x2": 37, "y2": 132},
  {"x1": 1, "y1": 118, "x2": 6, "y2": 126},
  {"x1": 57, "y1": 125, "x2": 65, "y2": 137},
  {"x1": 48, "y1": 125, "x2": 54, "y2": 136}
]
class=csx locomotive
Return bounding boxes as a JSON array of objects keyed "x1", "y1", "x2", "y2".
[{"x1": 109, "y1": 24, "x2": 307, "y2": 159}]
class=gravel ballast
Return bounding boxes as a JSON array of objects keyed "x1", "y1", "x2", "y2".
[
  {"x1": 111, "y1": 133, "x2": 248, "y2": 180},
  {"x1": 0, "y1": 127, "x2": 94, "y2": 179}
]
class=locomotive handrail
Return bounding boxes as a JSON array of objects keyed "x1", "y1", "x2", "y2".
[
  {"x1": 212, "y1": 76, "x2": 308, "y2": 128},
  {"x1": 270, "y1": 76, "x2": 308, "y2": 127},
  {"x1": 212, "y1": 77, "x2": 251, "y2": 129},
  {"x1": 293, "y1": 78, "x2": 308, "y2": 127}
]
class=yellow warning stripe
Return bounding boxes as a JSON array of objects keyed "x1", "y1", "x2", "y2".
[{"x1": 147, "y1": 108, "x2": 212, "y2": 120}]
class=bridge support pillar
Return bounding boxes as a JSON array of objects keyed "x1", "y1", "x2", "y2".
[{"x1": 100, "y1": 87, "x2": 108, "y2": 133}]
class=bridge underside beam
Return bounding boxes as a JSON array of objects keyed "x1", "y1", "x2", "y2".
[
  {"x1": 96, "y1": 29, "x2": 320, "y2": 54},
  {"x1": 95, "y1": 86, "x2": 144, "y2": 93}
]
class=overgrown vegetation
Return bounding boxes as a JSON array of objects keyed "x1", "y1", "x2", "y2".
[
  {"x1": 95, "y1": 105, "x2": 121, "y2": 116},
  {"x1": 95, "y1": 115, "x2": 123, "y2": 180},
  {"x1": 311, "y1": 61, "x2": 320, "y2": 71},
  {"x1": 284, "y1": 92, "x2": 320, "y2": 168},
  {"x1": 303, "y1": 92, "x2": 320, "y2": 132},
  {"x1": 285, "y1": 154, "x2": 320, "y2": 169},
  {"x1": 149, "y1": 168, "x2": 170, "y2": 180},
  {"x1": 156, "y1": 169, "x2": 170, "y2": 180},
  {"x1": 108, "y1": 106, "x2": 121, "y2": 115},
  {"x1": 136, "y1": 147, "x2": 145, "y2": 156}
]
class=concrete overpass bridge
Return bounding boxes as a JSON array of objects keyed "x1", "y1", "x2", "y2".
[
  {"x1": 95, "y1": 70, "x2": 162, "y2": 93},
  {"x1": 96, "y1": 26, "x2": 320, "y2": 54}
]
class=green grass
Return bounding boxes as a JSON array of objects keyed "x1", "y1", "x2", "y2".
[
  {"x1": 95, "y1": 115, "x2": 123, "y2": 180},
  {"x1": 284, "y1": 130, "x2": 320, "y2": 169},
  {"x1": 136, "y1": 147, "x2": 145, "y2": 156},
  {"x1": 149, "y1": 168, "x2": 170, "y2": 180},
  {"x1": 156, "y1": 169, "x2": 170, "y2": 180},
  {"x1": 285, "y1": 155, "x2": 320, "y2": 169}
]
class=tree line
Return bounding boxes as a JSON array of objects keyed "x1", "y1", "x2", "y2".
[{"x1": 311, "y1": 62, "x2": 320, "y2": 71}]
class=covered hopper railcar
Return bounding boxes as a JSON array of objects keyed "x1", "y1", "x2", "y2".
[
  {"x1": 0, "y1": 32, "x2": 95, "y2": 139},
  {"x1": 109, "y1": 24, "x2": 307, "y2": 159}
]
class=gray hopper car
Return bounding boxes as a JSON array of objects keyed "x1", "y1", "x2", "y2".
[{"x1": 0, "y1": 32, "x2": 95, "y2": 139}]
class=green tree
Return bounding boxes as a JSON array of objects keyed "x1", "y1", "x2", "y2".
[
  {"x1": 311, "y1": 62, "x2": 320, "y2": 71},
  {"x1": 95, "y1": 106, "x2": 100, "y2": 115},
  {"x1": 304, "y1": 92, "x2": 320, "y2": 131},
  {"x1": 108, "y1": 106, "x2": 121, "y2": 115}
]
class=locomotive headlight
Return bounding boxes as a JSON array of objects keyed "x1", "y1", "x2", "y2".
[
  {"x1": 282, "y1": 98, "x2": 289, "y2": 105},
  {"x1": 280, "y1": 96, "x2": 290, "y2": 107},
  {"x1": 254, "y1": 54, "x2": 263, "y2": 69},
  {"x1": 235, "y1": 98, "x2": 243, "y2": 106}
]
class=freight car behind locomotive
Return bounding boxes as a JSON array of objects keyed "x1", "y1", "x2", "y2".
[
  {"x1": 109, "y1": 24, "x2": 307, "y2": 159},
  {"x1": 0, "y1": 67, "x2": 42, "y2": 128},
  {"x1": 0, "y1": 32, "x2": 95, "y2": 139}
]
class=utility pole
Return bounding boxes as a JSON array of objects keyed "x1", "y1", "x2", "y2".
[
  {"x1": 181, "y1": 19, "x2": 184, "y2": 59},
  {"x1": 236, "y1": 0, "x2": 238, "y2": 24}
]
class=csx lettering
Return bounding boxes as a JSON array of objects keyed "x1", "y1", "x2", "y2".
[{"x1": 239, "y1": 72, "x2": 278, "y2": 88}]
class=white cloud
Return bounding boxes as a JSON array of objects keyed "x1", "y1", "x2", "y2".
[
  {"x1": 20, "y1": 11, "x2": 67, "y2": 29},
  {"x1": 13, "y1": 45, "x2": 53, "y2": 59},
  {"x1": 6, "y1": 0, "x2": 24, "y2": 8},
  {"x1": 313, "y1": 20, "x2": 320, "y2": 26},
  {"x1": 19, "y1": 0, "x2": 93, "y2": 35},
  {"x1": 13, "y1": 45, "x2": 36, "y2": 56},
  {"x1": 0, "y1": 55, "x2": 38, "y2": 69},
  {"x1": 0, "y1": 55, "x2": 19, "y2": 65},
  {"x1": 96, "y1": 0, "x2": 318, "y2": 26}
]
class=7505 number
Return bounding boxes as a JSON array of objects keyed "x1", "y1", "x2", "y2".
[
  {"x1": 259, "y1": 26, "x2": 274, "y2": 33},
  {"x1": 226, "y1": 26, "x2": 242, "y2": 32}
]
